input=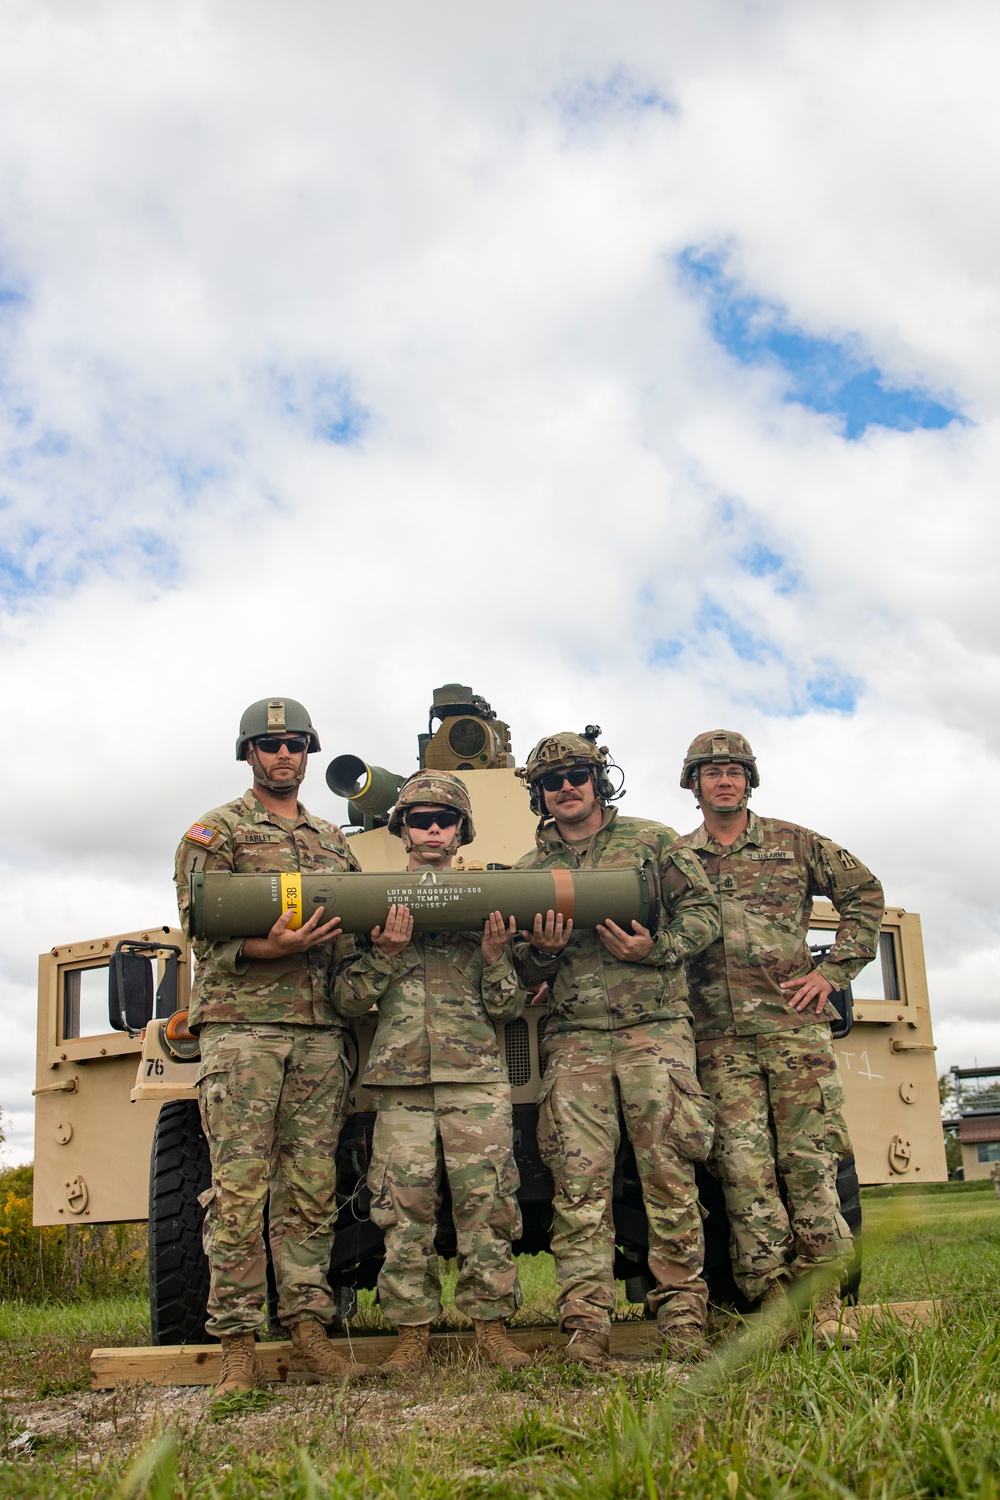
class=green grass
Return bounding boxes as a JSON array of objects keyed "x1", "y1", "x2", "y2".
[
  {"x1": 0, "y1": 1294, "x2": 149, "y2": 1346},
  {"x1": 857, "y1": 1181, "x2": 1000, "y2": 1304},
  {"x1": 1, "y1": 1184, "x2": 998, "y2": 1497}
]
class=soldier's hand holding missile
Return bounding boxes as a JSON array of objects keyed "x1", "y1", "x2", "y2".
[
  {"x1": 372, "y1": 904, "x2": 414, "y2": 957},
  {"x1": 481, "y1": 911, "x2": 517, "y2": 966},
  {"x1": 242, "y1": 904, "x2": 344, "y2": 959},
  {"x1": 596, "y1": 919, "x2": 654, "y2": 962},
  {"x1": 522, "y1": 909, "x2": 573, "y2": 955}
]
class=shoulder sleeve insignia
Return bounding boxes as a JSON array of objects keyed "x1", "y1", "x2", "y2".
[
  {"x1": 817, "y1": 837, "x2": 874, "y2": 894},
  {"x1": 185, "y1": 823, "x2": 221, "y2": 848}
]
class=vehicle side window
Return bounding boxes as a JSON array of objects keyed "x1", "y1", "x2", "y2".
[
  {"x1": 807, "y1": 930, "x2": 899, "y2": 1001},
  {"x1": 62, "y1": 964, "x2": 113, "y2": 1039}
]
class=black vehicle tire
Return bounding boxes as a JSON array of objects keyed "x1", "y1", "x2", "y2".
[
  {"x1": 148, "y1": 1099, "x2": 213, "y2": 1346},
  {"x1": 836, "y1": 1152, "x2": 863, "y2": 1303}
]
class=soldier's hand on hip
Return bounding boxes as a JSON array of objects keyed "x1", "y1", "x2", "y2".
[
  {"x1": 781, "y1": 970, "x2": 834, "y2": 1013},
  {"x1": 482, "y1": 911, "x2": 517, "y2": 965},
  {"x1": 597, "y1": 919, "x2": 653, "y2": 961},
  {"x1": 522, "y1": 910, "x2": 572, "y2": 953},
  {"x1": 242, "y1": 904, "x2": 343, "y2": 959},
  {"x1": 371, "y1": 904, "x2": 413, "y2": 956}
]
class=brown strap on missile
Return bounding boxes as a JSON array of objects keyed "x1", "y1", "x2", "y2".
[{"x1": 551, "y1": 868, "x2": 576, "y2": 923}]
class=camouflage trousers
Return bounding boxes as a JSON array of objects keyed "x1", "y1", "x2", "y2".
[
  {"x1": 197, "y1": 1022, "x2": 348, "y2": 1337},
  {"x1": 368, "y1": 1083, "x2": 522, "y2": 1326},
  {"x1": 696, "y1": 1024, "x2": 854, "y2": 1302},
  {"x1": 537, "y1": 1021, "x2": 715, "y2": 1334}
]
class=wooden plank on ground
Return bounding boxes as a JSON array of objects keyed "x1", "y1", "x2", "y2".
[
  {"x1": 846, "y1": 1298, "x2": 940, "y2": 1329},
  {"x1": 90, "y1": 1301, "x2": 942, "y2": 1388}
]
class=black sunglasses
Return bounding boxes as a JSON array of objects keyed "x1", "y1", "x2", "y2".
[
  {"x1": 406, "y1": 809, "x2": 461, "y2": 831},
  {"x1": 254, "y1": 735, "x2": 309, "y2": 755},
  {"x1": 538, "y1": 768, "x2": 593, "y2": 793}
]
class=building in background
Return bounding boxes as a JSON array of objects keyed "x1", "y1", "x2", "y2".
[{"x1": 949, "y1": 1066, "x2": 1000, "y2": 1182}]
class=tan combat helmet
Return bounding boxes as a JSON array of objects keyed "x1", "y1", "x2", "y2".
[
  {"x1": 516, "y1": 730, "x2": 619, "y2": 816},
  {"x1": 237, "y1": 697, "x2": 321, "y2": 793},
  {"x1": 680, "y1": 730, "x2": 759, "y2": 812},
  {"x1": 387, "y1": 769, "x2": 477, "y2": 847}
]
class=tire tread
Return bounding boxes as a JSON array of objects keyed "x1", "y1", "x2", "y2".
[{"x1": 148, "y1": 1099, "x2": 213, "y2": 1346}]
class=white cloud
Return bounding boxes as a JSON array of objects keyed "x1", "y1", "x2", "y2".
[{"x1": 0, "y1": 0, "x2": 998, "y2": 1161}]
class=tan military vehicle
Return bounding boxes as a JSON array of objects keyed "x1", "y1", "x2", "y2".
[{"x1": 33, "y1": 684, "x2": 947, "y2": 1343}]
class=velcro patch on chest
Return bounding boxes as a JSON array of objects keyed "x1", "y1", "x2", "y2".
[
  {"x1": 747, "y1": 849, "x2": 795, "y2": 862},
  {"x1": 185, "y1": 823, "x2": 221, "y2": 848},
  {"x1": 238, "y1": 833, "x2": 281, "y2": 844}
]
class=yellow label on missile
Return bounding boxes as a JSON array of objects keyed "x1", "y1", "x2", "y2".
[{"x1": 279, "y1": 873, "x2": 304, "y2": 930}]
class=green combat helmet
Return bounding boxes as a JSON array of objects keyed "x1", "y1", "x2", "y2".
[
  {"x1": 236, "y1": 698, "x2": 321, "y2": 793},
  {"x1": 516, "y1": 729, "x2": 620, "y2": 816},
  {"x1": 236, "y1": 698, "x2": 321, "y2": 759},
  {"x1": 680, "y1": 730, "x2": 759, "y2": 812},
  {"x1": 387, "y1": 769, "x2": 477, "y2": 848}
]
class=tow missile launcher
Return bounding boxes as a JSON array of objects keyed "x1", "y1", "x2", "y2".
[
  {"x1": 32, "y1": 682, "x2": 949, "y2": 1355},
  {"x1": 326, "y1": 683, "x2": 514, "y2": 832}
]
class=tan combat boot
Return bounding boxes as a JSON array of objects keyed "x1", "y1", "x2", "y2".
[
  {"x1": 214, "y1": 1333, "x2": 267, "y2": 1398},
  {"x1": 287, "y1": 1317, "x2": 364, "y2": 1384},
  {"x1": 656, "y1": 1309, "x2": 712, "y2": 1364},
  {"x1": 374, "y1": 1323, "x2": 432, "y2": 1377},
  {"x1": 812, "y1": 1289, "x2": 858, "y2": 1350},
  {"x1": 558, "y1": 1328, "x2": 610, "y2": 1367},
  {"x1": 473, "y1": 1318, "x2": 531, "y2": 1370},
  {"x1": 756, "y1": 1278, "x2": 799, "y2": 1349}
]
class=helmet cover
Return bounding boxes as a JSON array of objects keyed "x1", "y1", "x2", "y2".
[
  {"x1": 516, "y1": 732, "x2": 617, "y2": 816},
  {"x1": 387, "y1": 769, "x2": 476, "y2": 847},
  {"x1": 680, "y1": 729, "x2": 759, "y2": 811}
]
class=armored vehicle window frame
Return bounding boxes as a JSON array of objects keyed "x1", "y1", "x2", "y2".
[{"x1": 61, "y1": 961, "x2": 117, "y2": 1042}]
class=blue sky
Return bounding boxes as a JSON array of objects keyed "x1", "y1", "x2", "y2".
[{"x1": 678, "y1": 247, "x2": 964, "y2": 439}]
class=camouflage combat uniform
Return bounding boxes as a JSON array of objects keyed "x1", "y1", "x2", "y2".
[
  {"x1": 681, "y1": 811, "x2": 884, "y2": 1301},
  {"x1": 175, "y1": 791, "x2": 359, "y2": 1337},
  {"x1": 334, "y1": 933, "x2": 526, "y2": 1326},
  {"x1": 514, "y1": 809, "x2": 720, "y2": 1335}
]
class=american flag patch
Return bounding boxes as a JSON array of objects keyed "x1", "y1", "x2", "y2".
[{"x1": 185, "y1": 823, "x2": 219, "y2": 847}]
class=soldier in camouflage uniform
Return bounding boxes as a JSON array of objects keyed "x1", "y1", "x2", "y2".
[
  {"x1": 678, "y1": 731, "x2": 884, "y2": 1347},
  {"x1": 334, "y1": 770, "x2": 530, "y2": 1375},
  {"x1": 175, "y1": 698, "x2": 363, "y2": 1397},
  {"x1": 513, "y1": 732, "x2": 720, "y2": 1366}
]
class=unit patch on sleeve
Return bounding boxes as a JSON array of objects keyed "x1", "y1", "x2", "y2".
[
  {"x1": 835, "y1": 849, "x2": 859, "y2": 871},
  {"x1": 185, "y1": 823, "x2": 221, "y2": 848}
]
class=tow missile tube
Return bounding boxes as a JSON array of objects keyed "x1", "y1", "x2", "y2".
[{"x1": 189, "y1": 864, "x2": 661, "y2": 940}]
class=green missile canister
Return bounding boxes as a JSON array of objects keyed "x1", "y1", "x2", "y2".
[{"x1": 189, "y1": 864, "x2": 661, "y2": 941}]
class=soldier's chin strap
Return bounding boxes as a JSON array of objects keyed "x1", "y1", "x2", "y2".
[
  {"x1": 247, "y1": 745, "x2": 308, "y2": 796},
  {"x1": 401, "y1": 821, "x2": 464, "y2": 866},
  {"x1": 693, "y1": 766, "x2": 753, "y2": 815}
]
